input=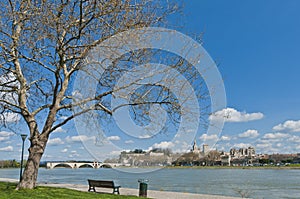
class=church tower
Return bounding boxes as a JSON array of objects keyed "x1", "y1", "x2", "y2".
[{"x1": 191, "y1": 139, "x2": 200, "y2": 153}]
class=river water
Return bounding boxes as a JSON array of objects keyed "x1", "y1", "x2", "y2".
[{"x1": 1, "y1": 167, "x2": 300, "y2": 198}]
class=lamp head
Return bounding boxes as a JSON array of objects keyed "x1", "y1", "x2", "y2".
[{"x1": 20, "y1": 134, "x2": 27, "y2": 141}]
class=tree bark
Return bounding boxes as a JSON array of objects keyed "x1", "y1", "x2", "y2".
[{"x1": 17, "y1": 135, "x2": 47, "y2": 189}]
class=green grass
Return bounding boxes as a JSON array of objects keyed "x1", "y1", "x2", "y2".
[
  {"x1": 0, "y1": 182, "x2": 139, "y2": 199},
  {"x1": 286, "y1": 163, "x2": 300, "y2": 167}
]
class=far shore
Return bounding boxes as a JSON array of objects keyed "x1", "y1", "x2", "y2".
[
  {"x1": 112, "y1": 165, "x2": 300, "y2": 170},
  {"x1": 2, "y1": 165, "x2": 300, "y2": 170},
  {"x1": 165, "y1": 165, "x2": 300, "y2": 169}
]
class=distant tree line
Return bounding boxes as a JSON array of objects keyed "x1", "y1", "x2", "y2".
[
  {"x1": 0, "y1": 160, "x2": 24, "y2": 168},
  {"x1": 132, "y1": 149, "x2": 146, "y2": 154},
  {"x1": 172, "y1": 150, "x2": 220, "y2": 166}
]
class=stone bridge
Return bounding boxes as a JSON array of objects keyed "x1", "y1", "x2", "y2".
[{"x1": 46, "y1": 161, "x2": 122, "y2": 169}]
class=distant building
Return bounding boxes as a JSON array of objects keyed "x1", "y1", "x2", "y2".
[
  {"x1": 119, "y1": 149, "x2": 176, "y2": 166},
  {"x1": 230, "y1": 146, "x2": 256, "y2": 158},
  {"x1": 118, "y1": 144, "x2": 263, "y2": 167},
  {"x1": 172, "y1": 141, "x2": 211, "y2": 166},
  {"x1": 203, "y1": 144, "x2": 209, "y2": 154},
  {"x1": 229, "y1": 146, "x2": 256, "y2": 166},
  {"x1": 220, "y1": 151, "x2": 231, "y2": 166},
  {"x1": 191, "y1": 140, "x2": 209, "y2": 155},
  {"x1": 191, "y1": 140, "x2": 201, "y2": 154},
  {"x1": 247, "y1": 146, "x2": 256, "y2": 157}
]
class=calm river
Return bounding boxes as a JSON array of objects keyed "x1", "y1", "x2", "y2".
[{"x1": 1, "y1": 168, "x2": 300, "y2": 198}]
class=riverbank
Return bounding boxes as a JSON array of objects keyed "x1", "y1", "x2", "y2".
[
  {"x1": 0, "y1": 178, "x2": 244, "y2": 199},
  {"x1": 2, "y1": 164, "x2": 300, "y2": 170},
  {"x1": 166, "y1": 165, "x2": 300, "y2": 170}
]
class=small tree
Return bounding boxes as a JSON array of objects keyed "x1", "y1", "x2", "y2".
[{"x1": 206, "y1": 150, "x2": 220, "y2": 166}]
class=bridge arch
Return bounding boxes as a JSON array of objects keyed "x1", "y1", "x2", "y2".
[
  {"x1": 51, "y1": 163, "x2": 73, "y2": 169},
  {"x1": 78, "y1": 163, "x2": 94, "y2": 168},
  {"x1": 100, "y1": 164, "x2": 112, "y2": 168}
]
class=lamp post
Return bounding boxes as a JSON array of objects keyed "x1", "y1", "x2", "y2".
[{"x1": 19, "y1": 134, "x2": 27, "y2": 182}]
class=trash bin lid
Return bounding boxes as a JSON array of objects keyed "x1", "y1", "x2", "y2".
[{"x1": 138, "y1": 179, "x2": 149, "y2": 183}]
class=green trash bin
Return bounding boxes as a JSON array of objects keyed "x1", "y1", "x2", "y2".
[{"x1": 138, "y1": 179, "x2": 148, "y2": 197}]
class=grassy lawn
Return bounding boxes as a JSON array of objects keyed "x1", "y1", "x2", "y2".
[{"x1": 0, "y1": 182, "x2": 139, "y2": 199}]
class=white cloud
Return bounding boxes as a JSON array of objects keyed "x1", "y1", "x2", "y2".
[
  {"x1": 0, "y1": 112, "x2": 20, "y2": 123},
  {"x1": 209, "y1": 108, "x2": 264, "y2": 122},
  {"x1": 138, "y1": 135, "x2": 152, "y2": 139},
  {"x1": 0, "y1": 137, "x2": 9, "y2": 142},
  {"x1": 273, "y1": 120, "x2": 300, "y2": 133},
  {"x1": 276, "y1": 143, "x2": 282, "y2": 147},
  {"x1": 287, "y1": 135, "x2": 300, "y2": 143},
  {"x1": 233, "y1": 143, "x2": 251, "y2": 148},
  {"x1": 58, "y1": 116, "x2": 68, "y2": 120},
  {"x1": 257, "y1": 139, "x2": 271, "y2": 144},
  {"x1": 68, "y1": 150, "x2": 80, "y2": 158},
  {"x1": 66, "y1": 135, "x2": 94, "y2": 143},
  {"x1": 125, "y1": 140, "x2": 134, "y2": 144},
  {"x1": 150, "y1": 141, "x2": 175, "y2": 149},
  {"x1": 238, "y1": 129, "x2": 259, "y2": 138},
  {"x1": 0, "y1": 73, "x2": 19, "y2": 107},
  {"x1": 0, "y1": 131, "x2": 14, "y2": 137},
  {"x1": 72, "y1": 90, "x2": 83, "y2": 98},
  {"x1": 220, "y1": 135, "x2": 231, "y2": 141},
  {"x1": 0, "y1": 146, "x2": 13, "y2": 152},
  {"x1": 61, "y1": 148, "x2": 68, "y2": 153},
  {"x1": 43, "y1": 154, "x2": 54, "y2": 159},
  {"x1": 255, "y1": 142, "x2": 282, "y2": 154},
  {"x1": 109, "y1": 150, "x2": 122, "y2": 156},
  {"x1": 262, "y1": 133, "x2": 289, "y2": 139},
  {"x1": 107, "y1": 136, "x2": 120, "y2": 141},
  {"x1": 199, "y1": 134, "x2": 218, "y2": 141},
  {"x1": 0, "y1": 131, "x2": 14, "y2": 142},
  {"x1": 68, "y1": 153, "x2": 80, "y2": 158},
  {"x1": 256, "y1": 142, "x2": 272, "y2": 149},
  {"x1": 48, "y1": 138, "x2": 64, "y2": 146},
  {"x1": 53, "y1": 127, "x2": 66, "y2": 133}
]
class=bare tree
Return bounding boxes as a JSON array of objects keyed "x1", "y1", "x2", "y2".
[
  {"x1": 0, "y1": 0, "x2": 192, "y2": 189},
  {"x1": 206, "y1": 150, "x2": 220, "y2": 166}
]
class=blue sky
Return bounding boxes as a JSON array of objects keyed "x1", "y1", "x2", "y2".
[
  {"x1": 1, "y1": 0, "x2": 300, "y2": 161},
  {"x1": 183, "y1": 0, "x2": 300, "y2": 154}
]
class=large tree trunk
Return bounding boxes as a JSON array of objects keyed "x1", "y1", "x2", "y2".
[{"x1": 17, "y1": 136, "x2": 47, "y2": 189}]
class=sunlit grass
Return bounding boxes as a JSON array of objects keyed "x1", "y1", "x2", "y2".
[{"x1": 0, "y1": 182, "x2": 139, "y2": 199}]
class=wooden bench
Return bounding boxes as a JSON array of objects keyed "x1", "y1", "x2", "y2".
[{"x1": 88, "y1": 179, "x2": 121, "y2": 194}]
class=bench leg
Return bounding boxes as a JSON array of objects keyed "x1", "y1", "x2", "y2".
[
  {"x1": 88, "y1": 186, "x2": 96, "y2": 192},
  {"x1": 113, "y1": 187, "x2": 120, "y2": 194}
]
